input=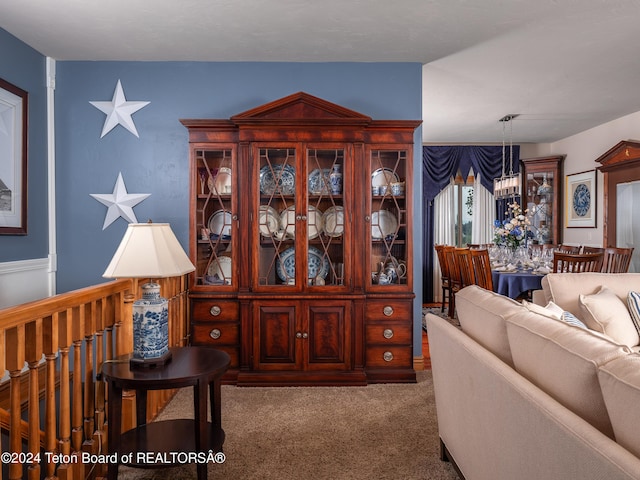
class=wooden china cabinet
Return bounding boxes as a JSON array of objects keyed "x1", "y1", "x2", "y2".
[
  {"x1": 181, "y1": 92, "x2": 420, "y2": 385},
  {"x1": 520, "y1": 155, "x2": 564, "y2": 245}
]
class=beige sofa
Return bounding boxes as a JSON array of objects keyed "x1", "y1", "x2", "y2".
[{"x1": 426, "y1": 276, "x2": 640, "y2": 480}]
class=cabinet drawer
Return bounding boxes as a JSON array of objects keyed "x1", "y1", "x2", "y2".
[
  {"x1": 191, "y1": 300, "x2": 239, "y2": 322},
  {"x1": 365, "y1": 346, "x2": 412, "y2": 368},
  {"x1": 365, "y1": 323, "x2": 411, "y2": 345},
  {"x1": 191, "y1": 322, "x2": 240, "y2": 345},
  {"x1": 204, "y1": 345, "x2": 239, "y2": 368},
  {"x1": 365, "y1": 300, "x2": 411, "y2": 321}
]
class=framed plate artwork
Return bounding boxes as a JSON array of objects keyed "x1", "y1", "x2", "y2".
[
  {"x1": 0, "y1": 77, "x2": 28, "y2": 235},
  {"x1": 565, "y1": 170, "x2": 596, "y2": 228}
]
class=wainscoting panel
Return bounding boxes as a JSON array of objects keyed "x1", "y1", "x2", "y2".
[{"x1": 0, "y1": 258, "x2": 51, "y2": 308}]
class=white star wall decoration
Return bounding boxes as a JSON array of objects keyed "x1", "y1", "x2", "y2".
[
  {"x1": 90, "y1": 79, "x2": 150, "y2": 138},
  {"x1": 90, "y1": 172, "x2": 151, "y2": 230}
]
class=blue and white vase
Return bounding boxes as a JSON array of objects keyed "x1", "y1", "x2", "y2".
[
  {"x1": 329, "y1": 164, "x2": 342, "y2": 195},
  {"x1": 132, "y1": 282, "x2": 169, "y2": 362}
]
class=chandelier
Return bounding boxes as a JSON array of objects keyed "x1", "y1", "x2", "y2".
[{"x1": 493, "y1": 114, "x2": 520, "y2": 199}]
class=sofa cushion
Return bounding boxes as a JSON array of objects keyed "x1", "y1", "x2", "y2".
[
  {"x1": 506, "y1": 309, "x2": 632, "y2": 438},
  {"x1": 455, "y1": 285, "x2": 523, "y2": 367},
  {"x1": 541, "y1": 272, "x2": 640, "y2": 316},
  {"x1": 578, "y1": 286, "x2": 640, "y2": 348},
  {"x1": 597, "y1": 354, "x2": 640, "y2": 458}
]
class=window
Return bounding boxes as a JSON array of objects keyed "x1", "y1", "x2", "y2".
[{"x1": 454, "y1": 184, "x2": 474, "y2": 247}]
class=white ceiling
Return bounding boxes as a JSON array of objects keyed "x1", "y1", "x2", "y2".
[{"x1": 1, "y1": 0, "x2": 639, "y2": 144}]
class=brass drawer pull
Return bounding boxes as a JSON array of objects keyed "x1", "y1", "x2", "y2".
[
  {"x1": 383, "y1": 351, "x2": 394, "y2": 362},
  {"x1": 383, "y1": 328, "x2": 394, "y2": 339},
  {"x1": 383, "y1": 306, "x2": 394, "y2": 317},
  {"x1": 210, "y1": 305, "x2": 221, "y2": 316},
  {"x1": 209, "y1": 328, "x2": 221, "y2": 340}
]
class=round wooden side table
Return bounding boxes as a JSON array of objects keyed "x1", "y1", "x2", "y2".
[{"x1": 102, "y1": 346, "x2": 230, "y2": 479}]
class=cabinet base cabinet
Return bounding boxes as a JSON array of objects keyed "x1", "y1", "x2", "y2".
[
  {"x1": 238, "y1": 299, "x2": 367, "y2": 386},
  {"x1": 190, "y1": 296, "x2": 415, "y2": 385}
]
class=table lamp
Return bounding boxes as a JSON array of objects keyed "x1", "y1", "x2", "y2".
[{"x1": 103, "y1": 222, "x2": 195, "y2": 368}]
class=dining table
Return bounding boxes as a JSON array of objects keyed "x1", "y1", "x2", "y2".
[{"x1": 492, "y1": 268, "x2": 547, "y2": 300}]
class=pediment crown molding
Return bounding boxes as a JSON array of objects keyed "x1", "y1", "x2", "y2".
[
  {"x1": 231, "y1": 91, "x2": 372, "y2": 126},
  {"x1": 596, "y1": 140, "x2": 640, "y2": 172}
]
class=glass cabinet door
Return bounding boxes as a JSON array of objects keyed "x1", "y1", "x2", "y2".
[
  {"x1": 255, "y1": 145, "x2": 347, "y2": 289},
  {"x1": 368, "y1": 149, "x2": 409, "y2": 288},
  {"x1": 306, "y1": 147, "x2": 346, "y2": 287},
  {"x1": 256, "y1": 147, "x2": 298, "y2": 287},
  {"x1": 194, "y1": 148, "x2": 235, "y2": 287},
  {"x1": 520, "y1": 156, "x2": 563, "y2": 246}
]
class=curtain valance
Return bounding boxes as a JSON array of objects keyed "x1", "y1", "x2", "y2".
[{"x1": 423, "y1": 145, "x2": 520, "y2": 202}]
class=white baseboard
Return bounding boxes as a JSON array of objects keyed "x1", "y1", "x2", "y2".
[{"x1": 0, "y1": 258, "x2": 52, "y2": 309}]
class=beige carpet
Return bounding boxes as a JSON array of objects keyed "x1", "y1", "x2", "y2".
[{"x1": 118, "y1": 370, "x2": 458, "y2": 480}]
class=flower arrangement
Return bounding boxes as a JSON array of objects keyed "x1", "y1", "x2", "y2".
[{"x1": 493, "y1": 202, "x2": 530, "y2": 250}]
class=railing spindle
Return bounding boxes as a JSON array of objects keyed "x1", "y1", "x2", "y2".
[
  {"x1": 42, "y1": 313, "x2": 58, "y2": 480},
  {"x1": 6, "y1": 324, "x2": 25, "y2": 480}
]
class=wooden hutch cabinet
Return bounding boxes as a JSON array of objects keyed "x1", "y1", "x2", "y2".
[
  {"x1": 181, "y1": 92, "x2": 420, "y2": 385},
  {"x1": 520, "y1": 155, "x2": 564, "y2": 245}
]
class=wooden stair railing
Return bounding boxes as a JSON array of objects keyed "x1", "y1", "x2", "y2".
[{"x1": 0, "y1": 275, "x2": 190, "y2": 480}]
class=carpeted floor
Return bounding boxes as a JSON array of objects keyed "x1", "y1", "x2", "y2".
[
  {"x1": 422, "y1": 306, "x2": 459, "y2": 330},
  {"x1": 117, "y1": 370, "x2": 458, "y2": 480}
]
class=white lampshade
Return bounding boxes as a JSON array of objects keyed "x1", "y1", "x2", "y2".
[{"x1": 103, "y1": 222, "x2": 195, "y2": 279}]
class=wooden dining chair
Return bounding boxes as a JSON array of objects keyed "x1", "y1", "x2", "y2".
[
  {"x1": 456, "y1": 248, "x2": 475, "y2": 288},
  {"x1": 601, "y1": 246, "x2": 634, "y2": 273},
  {"x1": 434, "y1": 244, "x2": 451, "y2": 313},
  {"x1": 470, "y1": 248, "x2": 494, "y2": 291},
  {"x1": 443, "y1": 246, "x2": 463, "y2": 318},
  {"x1": 582, "y1": 246, "x2": 604, "y2": 254},
  {"x1": 556, "y1": 244, "x2": 581, "y2": 254},
  {"x1": 552, "y1": 252, "x2": 604, "y2": 273}
]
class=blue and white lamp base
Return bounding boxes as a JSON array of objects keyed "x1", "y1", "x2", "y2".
[{"x1": 131, "y1": 282, "x2": 172, "y2": 368}]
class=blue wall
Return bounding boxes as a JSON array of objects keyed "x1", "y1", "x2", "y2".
[
  {"x1": 0, "y1": 29, "x2": 48, "y2": 261},
  {"x1": 0, "y1": 27, "x2": 423, "y2": 352},
  {"x1": 55, "y1": 61, "x2": 423, "y2": 292}
]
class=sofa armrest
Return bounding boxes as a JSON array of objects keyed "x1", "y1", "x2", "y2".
[{"x1": 532, "y1": 289, "x2": 546, "y2": 306}]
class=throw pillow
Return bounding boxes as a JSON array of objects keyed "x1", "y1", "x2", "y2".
[
  {"x1": 522, "y1": 300, "x2": 563, "y2": 320},
  {"x1": 579, "y1": 286, "x2": 640, "y2": 348},
  {"x1": 627, "y1": 291, "x2": 640, "y2": 337},
  {"x1": 560, "y1": 311, "x2": 587, "y2": 329},
  {"x1": 523, "y1": 300, "x2": 587, "y2": 329}
]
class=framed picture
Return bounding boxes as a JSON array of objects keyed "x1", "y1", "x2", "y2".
[
  {"x1": 0, "y1": 77, "x2": 28, "y2": 235},
  {"x1": 565, "y1": 169, "x2": 596, "y2": 228}
]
